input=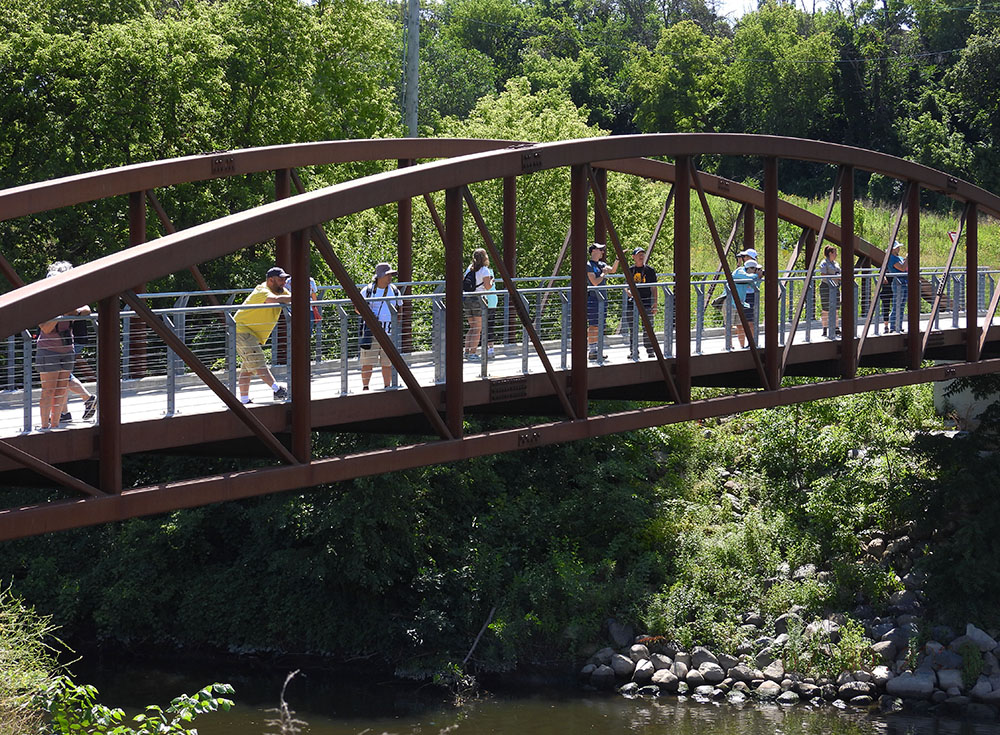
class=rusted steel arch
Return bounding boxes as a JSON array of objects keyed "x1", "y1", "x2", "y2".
[
  {"x1": 0, "y1": 138, "x2": 521, "y2": 223},
  {"x1": 4, "y1": 133, "x2": 1000, "y2": 337}
]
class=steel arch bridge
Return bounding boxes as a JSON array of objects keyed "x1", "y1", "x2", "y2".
[{"x1": 1, "y1": 134, "x2": 999, "y2": 541}]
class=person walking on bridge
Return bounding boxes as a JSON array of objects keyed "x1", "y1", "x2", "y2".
[
  {"x1": 234, "y1": 266, "x2": 292, "y2": 403},
  {"x1": 586, "y1": 242, "x2": 619, "y2": 361},
  {"x1": 624, "y1": 246, "x2": 658, "y2": 358},
  {"x1": 358, "y1": 262, "x2": 403, "y2": 390}
]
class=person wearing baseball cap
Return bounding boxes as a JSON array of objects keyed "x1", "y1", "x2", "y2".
[
  {"x1": 586, "y1": 243, "x2": 619, "y2": 361},
  {"x1": 233, "y1": 266, "x2": 292, "y2": 403},
  {"x1": 625, "y1": 246, "x2": 659, "y2": 358},
  {"x1": 356, "y1": 262, "x2": 402, "y2": 390},
  {"x1": 731, "y1": 258, "x2": 762, "y2": 348}
]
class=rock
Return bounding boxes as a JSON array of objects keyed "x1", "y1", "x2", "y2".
[
  {"x1": 676, "y1": 681, "x2": 689, "y2": 695},
  {"x1": 967, "y1": 624, "x2": 999, "y2": 652},
  {"x1": 608, "y1": 619, "x2": 634, "y2": 648},
  {"x1": 901, "y1": 570, "x2": 925, "y2": 589},
  {"x1": 629, "y1": 644, "x2": 651, "y2": 663},
  {"x1": 777, "y1": 690, "x2": 800, "y2": 704},
  {"x1": 717, "y1": 653, "x2": 739, "y2": 671},
  {"x1": 888, "y1": 589, "x2": 919, "y2": 611},
  {"x1": 690, "y1": 646, "x2": 719, "y2": 668},
  {"x1": 686, "y1": 669, "x2": 705, "y2": 687},
  {"x1": 763, "y1": 660, "x2": 785, "y2": 683},
  {"x1": 817, "y1": 571, "x2": 833, "y2": 584},
  {"x1": 592, "y1": 647, "x2": 615, "y2": 666},
  {"x1": 633, "y1": 659, "x2": 654, "y2": 684},
  {"x1": 870, "y1": 622, "x2": 895, "y2": 640},
  {"x1": 886, "y1": 670, "x2": 936, "y2": 699},
  {"x1": 821, "y1": 683, "x2": 838, "y2": 701},
  {"x1": 931, "y1": 625, "x2": 957, "y2": 644},
  {"x1": 694, "y1": 684, "x2": 716, "y2": 698},
  {"x1": 849, "y1": 695, "x2": 874, "y2": 707},
  {"x1": 946, "y1": 686, "x2": 961, "y2": 697},
  {"x1": 610, "y1": 654, "x2": 635, "y2": 680},
  {"x1": 755, "y1": 649, "x2": 775, "y2": 669},
  {"x1": 774, "y1": 634, "x2": 789, "y2": 647},
  {"x1": 867, "y1": 538, "x2": 886, "y2": 558},
  {"x1": 727, "y1": 690, "x2": 747, "y2": 704},
  {"x1": 879, "y1": 694, "x2": 904, "y2": 713},
  {"x1": 651, "y1": 668, "x2": 679, "y2": 693},
  {"x1": 852, "y1": 670, "x2": 872, "y2": 683},
  {"x1": 806, "y1": 619, "x2": 842, "y2": 644},
  {"x1": 777, "y1": 561, "x2": 791, "y2": 578},
  {"x1": 885, "y1": 536, "x2": 911, "y2": 556},
  {"x1": 671, "y1": 661, "x2": 689, "y2": 679},
  {"x1": 872, "y1": 641, "x2": 898, "y2": 665},
  {"x1": 797, "y1": 683, "x2": 820, "y2": 699},
  {"x1": 936, "y1": 669, "x2": 964, "y2": 691},
  {"x1": 735, "y1": 640, "x2": 755, "y2": 656},
  {"x1": 978, "y1": 688, "x2": 1000, "y2": 705},
  {"x1": 619, "y1": 682, "x2": 639, "y2": 697},
  {"x1": 637, "y1": 685, "x2": 660, "y2": 697},
  {"x1": 774, "y1": 613, "x2": 802, "y2": 636},
  {"x1": 984, "y1": 652, "x2": 999, "y2": 676},
  {"x1": 872, "y1": 666, "x2": 893, "y2": 688},
  {"x1": 651, "y1": 653, "x2": 672, "y2": 670},
  {"x1": 927, "y1": 649, "x2": 963, "y2": 670},
  {"x1": 924, "y1": 640, "x2": 944, "y2": 655},
  {"x1": 931, "y1": 689, "x2": 948, "y2": 704},
  {"x1": 792, "y1": 564, "x2": 817, "y2": 580},
  {"x1": 944, "y1": 695, "x2": 970, "y2": 710},
  {"x1": 743, "y1": 612, "x2": 764, "y2": 627},
  {"x1": 733, "y1": 681, "x2": 751, "y2": 693},
  {"x1": 756, "y1": 681, "x2": 782, "y2": 699},
  {"x1": 836, "y1": 671, "x2": 855, "y2": 686},
  {"x1": 699, "y1": 662, "x2": 726, "y2": 683},
  {"x1": 838, "y1": 681, "x2": 873, "y2": 700},
  {"x1": 780, "y1": 678, "x2": 794, "y2": 692},
  {"x1": 674, "y1": 651, "x2": 691, "y2": 667},
  {"x1": 729, "y1": 664, "x2": 754, "y2": 683},
  {"x1": 591, "y1": 665, "x2": 616, "y2": 690},
  {"x1": 579, "y1": 663, "x2": 596, "y2": 681}
]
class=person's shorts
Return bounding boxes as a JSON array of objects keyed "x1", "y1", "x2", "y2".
[
  {"x1": 463, "y1": 295, "x2": 484, "y2": 318},
  {"x1": 820, "y1": 282, "x2": 833, "y2": 312},
  {"x1": 587, "y1": 295, "x2": 601, "y2": 326},
  {"x1": 36, "y1": 348, "x2": 74, "y2": 373},
  {"x1": 236, "y1": 331, "x2": 267, "y2": 371},
  {"x1": 360, "y1": 342, "x2": 393, "y2": 369}
]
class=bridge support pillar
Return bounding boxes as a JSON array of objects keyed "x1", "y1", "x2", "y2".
[
  {"x1": 764, "y1": 158, "x2": 779, "y2": 389},
  {"x1": 592, "y1": 168, "x2": 607, "y2": 245},
  {"x1": 291, "y1": 229, "x2": 312, "y2": 462},
  {"x1": 98, "y1": 295, "x2": 121, "y2": 494},
  {"x1": 503, "y1": 176, "x2": 517, "y2": 344},
  {"x1": 674, "y1": 157, "x2": 691, "y2": 402},
  {"x1": 127, "y1": 191, "x2": 149, "y2": 379},
  {"x1": 908, "y1": 183, "x2": 922, "y2": 370},
  {"x1": 445, "y1": 187, "x2": 464, "y2": 438},
  {"x1": 398, "y1": 159, "x2": 414, "y2": 353},
  {"x1": 570, "y1": 165, "x2": 589, "y2": 417},
  {"x1": 275, "y1": 170, "x2": 292, "y2": 366},
  {"x1": 840, "y1": 166, "x2": 856, "y2": 380},
  {"x1": 967, "y1": 204, "x2": 979, "y2": 362}
]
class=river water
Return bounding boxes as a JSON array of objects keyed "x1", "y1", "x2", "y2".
[{"x1": 81, "y1": 660, "x2": 1000, "y2": 735}]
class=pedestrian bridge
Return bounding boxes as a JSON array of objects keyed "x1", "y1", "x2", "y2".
[{"x1": 1, "y1": 135, "x2": 999, "y2": 541}]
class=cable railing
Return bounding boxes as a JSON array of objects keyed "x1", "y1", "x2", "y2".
[{"x1": 0, "y1": 266, "x2": 995, "y2": 437}]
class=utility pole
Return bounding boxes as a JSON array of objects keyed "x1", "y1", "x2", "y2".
[{"x1": 403, "y1": 0, "x2": 419, "y2": 137}]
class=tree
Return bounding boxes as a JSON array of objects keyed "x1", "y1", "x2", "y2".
[{"x1": 626, "y1": 20, "x2": 729, "y2": 132}]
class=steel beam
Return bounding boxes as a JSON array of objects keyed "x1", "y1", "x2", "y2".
[
  {"x1": 908, "y1": 184, "x2": 922, "y2": 369},
  {"x1": 645, "y1": 186, "x2": 674, "y2": 263},
  {"x1": 674, "y1": 157, "x2": 691, "y2": 402},
  {"x1": 503, "y1": 176, "x2": 517, "y2": 344},
  {"x1": 423, "y1": 193, "x2": 447, "y2": 245},
  {"x1": 593, "y1": 168, "x2": 607, "y2": 245},
  {"x1": 765, "y1": 158, "x2": 780, "y2": 387},
  {"x1": 397, "y1": 159, "x2": 414, "y2": 354},
  {"x1": 0, "y1": 440, "x2": 103, "y2": 497},
  {"x1": 128, "y1": 191, "x2": 148, "y2": 378},
  {"x1": 921, "y1": 203, "x2": 969, "y2": 359},
  {"x1": 275, "y1": 169, "x2": 292, "y2": 267},
  {"x1": 570, "y1": 165, "x2": 589, "y2": 418},
  {"x1": 445, "y1": 187, "x2": 465, "y2": 438},
  {"x1": 290, "y1": 229, "x2": 311, "y2": 462},
  {"x1": 840, "y1": 166, "x2": 856, "y2": 379},
  {"x1": 98, "y1": 295, "x2": 122, "y2": 493},
  {"x1": 967, "y1": 204, "x2": 979, "y2": 362}
]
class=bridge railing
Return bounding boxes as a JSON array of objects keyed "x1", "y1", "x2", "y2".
[{"x1": 1, "y1": 264, "x2": 995, "y2": 437}]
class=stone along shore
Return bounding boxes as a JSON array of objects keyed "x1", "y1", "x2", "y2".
[{"x1": 579, "y1": 618, "x2": 1000, "y2": 721}]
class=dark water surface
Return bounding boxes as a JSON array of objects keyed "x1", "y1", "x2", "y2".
[{"x1": 80, "y1": 660, "x2": 1000, "y2": 735}]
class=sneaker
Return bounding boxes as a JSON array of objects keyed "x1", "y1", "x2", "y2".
[
  {"x1": 83, "y1": 395, "x2": 98, "y2": 420},
  {"x1": 588, "y1": 350, "x2": 599, "y2": 361},
  {"x1": 60, "y1": 412, "x2": 72, "y2": 424},
  {"x1": 362, "y1": 385, "x2": 370, "y2": 391},
  {"x1": 487, "y1": 348, "x2": 495, "y2": 357},
  {"x1": 273, "y1": 386, "x2": 288, "y2": 401},
  {"x1": 646, "y1": 350, "x2": 656, "y2": 358},
  {"x1": 467, "y1": 353, "x2": 480, "y2": 362}
]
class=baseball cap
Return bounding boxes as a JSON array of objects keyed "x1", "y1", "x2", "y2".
[
  {"x1": 266, "y1": 266, "x2": 290, "y2": 279},
  {"x1": 374, "y1": 262, "x2": 397, "y2": 279},
  {"x1": 891, "y1": 241, "x2": 902, "y2": 250},
  {"x1": 738, "y1": 248, "x2": 758, "y2": 259},
  {"x1": 590, "y1": 243, "x2": 606, "y2": 252},
  {"x1": 744, "y1": 259, "x2": 759, "y2": 269},
  {"x1": 632, "y1": 247, "x2": 646, "y2": 256}
]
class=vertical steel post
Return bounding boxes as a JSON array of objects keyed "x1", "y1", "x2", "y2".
[
  {"x1": 967, "y1": 204, "x2": 979, "y2": 362},
  {"x1": 445, "y1": 187, "x2": 464, "y2": 438},
  {"x1": 840, "y1": 166, "x2": 856, "y2": 379},
  {"x1": 743, "y1": 205, "x2": 755, "y2": 253},
  {"x1": 593, "y1": 168, "x2": 607, "y2": 245},
  {"x1": 764, "y1": 158, "x2": 779, "y2": 389},
  {"x1": 128, "y1": 191, "x2": 148, "y2": 378},
  {"x1": 398, "y1": 159, "x2": 414, "y2": 353},
  {"x1": 907, "y1": 183, "x2": 922, "y2": 370},
  {"x1": 291, "y1": 229, "x2": 311, "y2": 462},
  {"x1": 274, "y1": 169, "x2": 291, "y2": 366},
  {"x1": 570, "y1": 165, "x2": 589, "y2": 418},
  {"x1": 674, "y1": 157, "x2": 691, "y2": 402},
  {"x1": 98, "y1": 296, "x2": 121, "y2": 494},
  {"x1": 503, "y1": 176, "x2": 517, "y2": 344}
]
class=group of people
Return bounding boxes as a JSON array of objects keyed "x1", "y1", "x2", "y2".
[{"x1": 32, "y1": 238, "x2": 914, "y2": 428}]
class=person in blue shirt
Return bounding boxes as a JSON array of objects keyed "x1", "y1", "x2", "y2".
[
  {"x1": 887, "y1": 241, "x2": 908, "y2": 331},
  {"x1": 731, "y1": 258, "x2": 762, "y2": 348},
  {"x1": 586, "y1": 243, "x2": 619, "y2": 361}
]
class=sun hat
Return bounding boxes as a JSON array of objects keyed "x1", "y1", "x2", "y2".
[{"x1": 374, "y1": 262, "x2": 397, "y2": 279}]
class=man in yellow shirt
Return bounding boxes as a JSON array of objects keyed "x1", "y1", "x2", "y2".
[{"x1": 234, "y1": 266, "x2": 292, "y2": 403}]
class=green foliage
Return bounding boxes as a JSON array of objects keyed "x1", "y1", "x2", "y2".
[
  {"x1": 40, "y1": 678, "x2": 233, "y2": 735},
  {"x1": 960, "y1": 642, "x2": 984, "y2": 689},
  {"x1": 0, "y1": 587, "x2": 58, "y2": 735}
]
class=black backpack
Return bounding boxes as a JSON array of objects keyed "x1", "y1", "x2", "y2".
[{"x1": 462, "y1": 267, "x2": 477, "y2": 293}]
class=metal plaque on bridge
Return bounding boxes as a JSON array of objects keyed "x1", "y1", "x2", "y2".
[{"x1": 490, "y1": 376, "x2": 528, "y2": 402}]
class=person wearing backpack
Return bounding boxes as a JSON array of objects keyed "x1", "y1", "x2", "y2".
[
  {"x1": 462, "y1": 248, "x2": 493, "y2": 361},
  {"x1": 357, "y1": 262, "x2": 403, "y2": 390}
]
